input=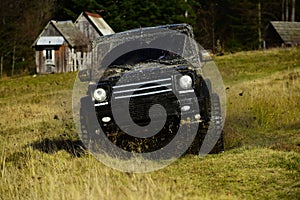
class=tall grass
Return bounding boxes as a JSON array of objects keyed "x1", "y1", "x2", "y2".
[
  {"x1": 0, "y1": 48, "x2": 300, "y2": 199},
  {"x1": 215, "y1": 47, "x2": 300, "y2": 152}
]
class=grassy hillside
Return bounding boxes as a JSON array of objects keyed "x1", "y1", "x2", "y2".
[{"x1": 0, "y1": 48, "x2": 299, "y2": 199}]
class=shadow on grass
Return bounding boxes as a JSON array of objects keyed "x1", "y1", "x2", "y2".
[
  {"x1": 281, "y1": 122, "x2": 300, "y2": 131},
  {"x1": 29, "y1": 138, "x2": 86, "y2": 157}
]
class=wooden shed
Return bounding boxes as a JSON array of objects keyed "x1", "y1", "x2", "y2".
[
  {"x1": 265, "y1": 21, "x2": 300, "y2": 48},
  {"x1": 32, "y1": 12, "x2": 114, "y2": 74},
  {"x1": 75, "y1": 11, "x2": 115, "y2": 41}
]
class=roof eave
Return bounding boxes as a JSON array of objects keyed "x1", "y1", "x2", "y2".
[
  {"x1": 51, "y1": 21, "x2": 77, "y2": 48},
  {"x1": 32, "y1": 21, "x2": 52, "y2": 48}
]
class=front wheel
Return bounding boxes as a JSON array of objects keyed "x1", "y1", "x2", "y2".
[{"x1": 189, "y1": 93, "x2": 225, "y2": 154}]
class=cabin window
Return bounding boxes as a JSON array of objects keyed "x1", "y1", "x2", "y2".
[{"x1": 46, "y1": 49, "x2": 53, "y2": 60}]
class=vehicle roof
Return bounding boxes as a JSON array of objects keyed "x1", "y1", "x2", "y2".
[{"x1": 93, "y1": 23, "x2": 193, "y2": 42}]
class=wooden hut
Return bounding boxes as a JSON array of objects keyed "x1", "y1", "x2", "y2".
[
  {"x1": 265, "y1": 21, "x2": 300, "y2": 48},
  {"x1": 32, "y1": 12, "x2": 114, "y2": 74},
  {"x1": 75, "y1": 11, "x2": 115, "y2": 41}
]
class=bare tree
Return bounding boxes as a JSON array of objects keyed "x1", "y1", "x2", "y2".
[
  {"x1": 291, "y1": 0, "x2": 296, "y2": 21},
  {"x1": 258, "y1": 0, "x2": 262, "y2": 49},
  {"x1": 282, "y1": 0, "x2": 296, "y2": 21},
  {"x1": 285, "y1": 0, "x2": 289, "y2": 21},
  {"x1": 282, "y1": 0, "x2": 285, "y2": 20}
]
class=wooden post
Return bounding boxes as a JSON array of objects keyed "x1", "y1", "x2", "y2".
[
  {"x1": 73, "y1": 52, "x2": 77, "y2": 72},
  {"x1": 82, "y1": 52, "x2": 87, "y2": 70},
  {"x1": 77, "y1": 52, "x2": 82, "y2": 71}
]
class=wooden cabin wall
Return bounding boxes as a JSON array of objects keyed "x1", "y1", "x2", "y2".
[
  {"x1": 35, "y1": 51, "x2": 44, "y2": 74},
  {"x1": 34, "y1": 45, "x2": 92, "y2": 74},
  {"x1": 75, "y1": 16, "x2": 100, "y2": 41}
]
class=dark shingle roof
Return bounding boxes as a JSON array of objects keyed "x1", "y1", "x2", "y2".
[
  {"x1": 270, "y1": 21, "x2": 300, "y2": 44},
  {"x1": 52, "y1": 20, "x2": 89, "y2": 47}
]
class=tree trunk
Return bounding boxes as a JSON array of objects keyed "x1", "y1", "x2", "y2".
[
  {"x1": 291, "y1": 0, "x2": 296, "y2": 21},
  {"x1": 0, "y1": 55, "x2": 3, "y2": 78},
  {"x1": 285, "y1": 0, "x2": 289, "y2": 21},
  {"x1": 282, "y1": 0, "x2": 285, "y2": 21},
  {"x1": 258, "y1": 0, "x2": 262, "y2": 49},
  {"x1": 211, "y1": 2, "x2": 216, "y2": 52},
  {"x1": 184, "y1": 0, "x2": 188, "y2": 18},
  {"x1": 11, "y1": 42, "x2": 16, "y2": 76}
]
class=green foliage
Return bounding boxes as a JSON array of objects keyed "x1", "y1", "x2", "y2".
[
  {"x1": 0, "y1": 0, "x2": 57, "y2": 77},
  {"x1": 1, "y1": 0, "x2": 300, "y2": 75},
  {"x1": 59, "y1": 0, "x2": 198, "y2": 32}
]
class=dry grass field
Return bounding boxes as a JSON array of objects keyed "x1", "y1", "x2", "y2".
[{"x1": 0, "y1": 47, "x2": 299, "y2": 199}]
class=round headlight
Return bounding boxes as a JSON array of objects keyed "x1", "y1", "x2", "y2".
[
  {"x1": 93, "y1": 88, "x2": 107, "y2": 102},
  {"x1": 179, "y1": 75, "x2": 192, "y2": 89}
]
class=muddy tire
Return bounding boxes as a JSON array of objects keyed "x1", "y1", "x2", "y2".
[{"x1": 188, "y1": 93, "x2": 224, "y2": 154}]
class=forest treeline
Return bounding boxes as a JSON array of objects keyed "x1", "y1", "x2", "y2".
[{"x1": 0, "y1": 0, "x2": 299, "y2": 76}]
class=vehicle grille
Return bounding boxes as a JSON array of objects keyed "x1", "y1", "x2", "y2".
[{"x1": 112, "y1": 77, "x2": 173, "y2": 100}]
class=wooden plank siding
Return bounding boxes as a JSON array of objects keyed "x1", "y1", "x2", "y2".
[
  {"x1": 75, "y1": 16, "x2": 100, "y2": 41},
  {"x1": 33, "y1": 12, "x2": 114, "y2": 74}
]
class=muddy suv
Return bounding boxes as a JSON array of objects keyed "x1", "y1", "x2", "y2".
[{"x1": 78, "y1": 24, "x2": 224, "y2": 154}]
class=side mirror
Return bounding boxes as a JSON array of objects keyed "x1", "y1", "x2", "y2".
[
  {"x1": 78, "y1": 69, "x2": 91, "y2": 82},
  {"x1": 200, "y1": 50, "x2": 213, "y2": 62}
]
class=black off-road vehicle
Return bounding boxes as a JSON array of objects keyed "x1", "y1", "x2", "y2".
[{"x1": 78, "y1": 24, "x2": 224, "y2": 155}]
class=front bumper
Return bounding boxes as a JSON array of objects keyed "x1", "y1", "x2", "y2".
[{"x1": 94, "y1": 93, "x2": 203, "y2": 127}]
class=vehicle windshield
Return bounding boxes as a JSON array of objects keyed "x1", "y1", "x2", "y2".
[{"x1": 109, "y1": 48, "x2": 182, "y2": 67}]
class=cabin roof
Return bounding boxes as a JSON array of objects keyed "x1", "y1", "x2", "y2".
[
  {"x1": 75, "y1": 11, "x2": 115, "y2": 36},
  {"x1": 32, "y1": 20, "x2": 89, "y2": 47},
  {"x1": 269, "y1": 21, "x2": 300, "y2": 44}
]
